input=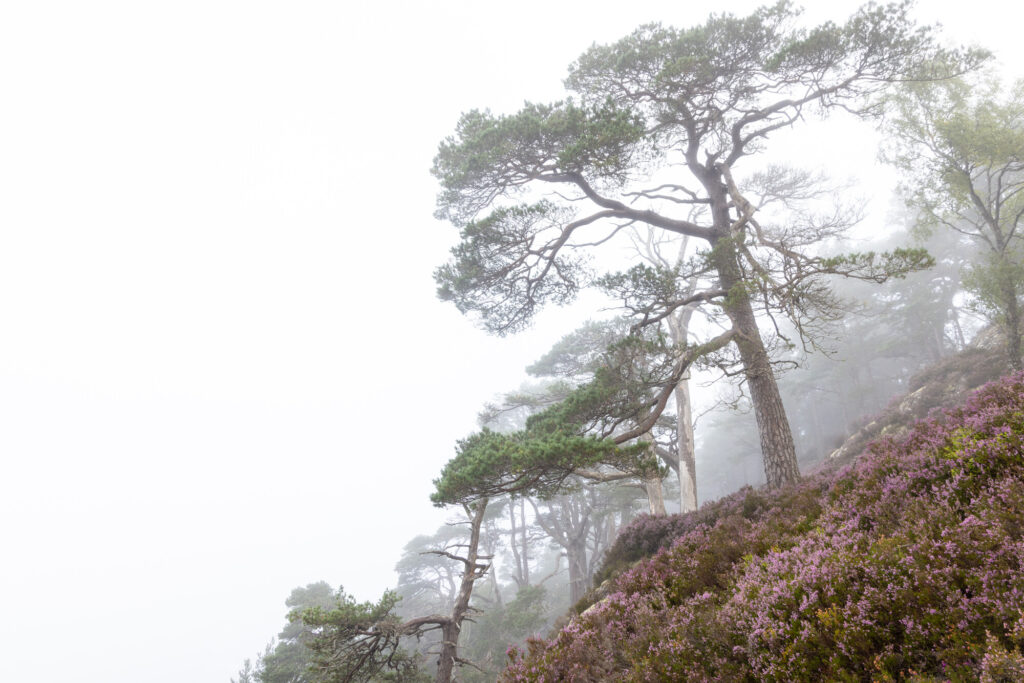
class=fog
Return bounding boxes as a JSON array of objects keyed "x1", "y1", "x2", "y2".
[{"x1": 0, "y1": 1, "x2": 1021, "y2": 681}]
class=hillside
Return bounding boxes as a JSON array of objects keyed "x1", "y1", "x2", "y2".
[
  {"x1": 823, "y1": 345, "x2": 1006, "y2": 470},
  {"x1": 500, "y1": 371, "x2": 1024, "y2": 681}
]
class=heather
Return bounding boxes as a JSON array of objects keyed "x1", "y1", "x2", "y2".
[{"x1": 503, "y1": 372, "x2": 1024, "y2": 682}]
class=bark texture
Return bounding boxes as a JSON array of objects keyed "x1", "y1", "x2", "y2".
[
  {"x1": 728, "y1": 289, "x2": 800, "y2": 488},
  {"x1": 707, "y1": 180, "x2": 800, "y2": 489}
]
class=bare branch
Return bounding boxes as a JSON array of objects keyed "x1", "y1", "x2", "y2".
[{"x1": 538, "y1": 172, "x2": 714, "y2": 240}]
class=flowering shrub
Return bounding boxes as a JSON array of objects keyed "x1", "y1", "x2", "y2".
[
  {"x1": 592, "y1": 481, "x2": 825, "y2": 589},
  {"x1": 980, "y1": 618, "x2": 1024, "y2": 683},
  {"x1": 503, "y1": 372, "x2": 1024, "y2": 681}
]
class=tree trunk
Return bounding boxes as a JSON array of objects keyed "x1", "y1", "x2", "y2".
[
  {"x1": 673, "y1": 380, "x2": 698, "y2": 512},
  {"x1": 435, "y1": 499, "x2": 488, "y2": 683},
  {"x1": 709, "y1": 232, "x2": 800, "y2": 489},
  {"x1": 642, "y1": 431, "x2": 667, "y2": 516},
  {"x1": 519, "y1": 499, "x2": 530, "y2": 586},
  {"x1": 951, "y1": 308, "x2": 967, "y2": 350},
  {"x1": 1001, "y1": 273, "x2": 1023, "y2": 371},
  {"x1": 666, "y1": 311, "x2": 698, "y2": 513},
  {"x1": 735, "y1": 311, "x2": 801, "y2": 488},
  {"x1": 528, "y1": 496, "x2": 593, "y2": 606},
  {"x1": 643, "y1": 472, "x2": 667, "y2": 516},
  {"x1": 567, "y1": 537, "x2": 588, "y2": 605},
  {"x1": 507, "y1": 499, "x2": 529, "y2": 588}
]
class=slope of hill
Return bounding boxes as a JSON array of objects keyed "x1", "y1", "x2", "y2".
[
  {"x1": 824, "y1": 347, "x2": 1005, "y2": 469},
  {"x1": 501, "y1": 371, "x2": 1024, "y2": 681}
]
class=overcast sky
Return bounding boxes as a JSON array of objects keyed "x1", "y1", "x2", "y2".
[{"x1": 1, "y1": 1, "x2": 1021, "y2": 681}]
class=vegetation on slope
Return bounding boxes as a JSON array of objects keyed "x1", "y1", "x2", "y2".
[{"x1": 503, "y1": 372, "x2": 1024, "y2": 681}]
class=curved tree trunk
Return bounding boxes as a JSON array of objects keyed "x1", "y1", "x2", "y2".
[{"x1": 742, "y1": 345, "x2": 801, "y2": 488}]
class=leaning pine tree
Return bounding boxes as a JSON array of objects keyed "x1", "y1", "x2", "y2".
[{"x1": 432, "y1": 1, "x2": 985, "y2": 488}]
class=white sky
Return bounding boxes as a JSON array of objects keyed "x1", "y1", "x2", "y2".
[{"x1": 0, "y1": 2, "x2": 1020, "y2": 681}]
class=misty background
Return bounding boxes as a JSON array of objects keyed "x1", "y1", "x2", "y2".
[{"x1": 1, "y1": 1, "x2": 1021, "y2": 681}]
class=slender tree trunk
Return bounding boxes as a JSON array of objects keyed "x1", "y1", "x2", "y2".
[
  {"x1": 507, "y1": 500, "x2": 527, "y2": 588},
  {"x1": 519, "y1": 499, "x2": 530, "y2": 587},
  {"x1": 567, "y1": 536, "x2": 588, "y2": 605},
  {"x1": 638, "y1": 229, "x2": 699, "y2": 511},
  {"x1": 1001, "y1": 275, "x2": 1022, "y2": 371},
  {"x1": 930, "y1": 323, "x2": 944, "y2": 363},
  {"x1": 642, "y1": 430, "x2": 667, "y2": 516},
  {"x1": 435, "y1": 499, "x2": 488, "y2": 683},
  {"x1": 603, "y1": 512, "x2": 618, "y2": 554},
  {"x1": 986, "y1": 226, "x2": 1022, "y2": 371},
  {"x1": 666, "y1": 311, "x2": 698, "y2": 513},
  {"x1": 673, "y1": 380, "x2": 698, "y2": 512}
]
